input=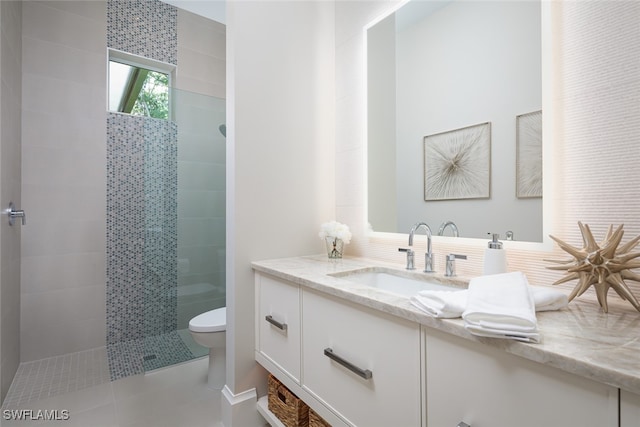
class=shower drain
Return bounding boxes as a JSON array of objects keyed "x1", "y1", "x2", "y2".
[{"x1": 143, "y1": 354, "x2": 157, "y2": 361}]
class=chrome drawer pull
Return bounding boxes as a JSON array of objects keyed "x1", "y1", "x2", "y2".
[
  {"x1": 323, "y1": 348, "x2": 372, "y2": 380},
  {"x1": 265, "y1": 315, "x2": 287, "y2": 331}
]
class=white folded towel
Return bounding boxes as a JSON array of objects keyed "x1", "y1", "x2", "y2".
[
  {"x1": 410, "y1": 281, "x2": 567, "y2": 319},
  {"x1": 410, "y1": 289, "x2": 468, "y2": 318},
  {"x1": 530, "y1": 286, "x2": 568, "y2": 312},
  {"x1": 462, "y1": 272, "x2": 540, "y2": 343}
]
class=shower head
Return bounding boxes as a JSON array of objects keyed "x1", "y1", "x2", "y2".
[{"x1": 219, "y1": 124, "x2": 226, "y2": 137}]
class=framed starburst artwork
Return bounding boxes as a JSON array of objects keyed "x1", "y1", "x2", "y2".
[
  {"x1": 516, "y1": 110, "x2": 542, "y2": 198},
  {"x1": 423, "y1": 122, "x2": 491, "y2": 201}
]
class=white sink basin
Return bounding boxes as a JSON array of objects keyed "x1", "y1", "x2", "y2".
[{"x1": 331, "y1": 269, "x2": 463, "y2": 297}]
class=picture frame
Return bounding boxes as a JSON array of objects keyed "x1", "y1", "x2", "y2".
[
  {"x1": 516, "y1": 110, "x2": 542, "y2": 198},
  {"x1": 423, "y1": 122, "x2": 491, "y2": 201}
]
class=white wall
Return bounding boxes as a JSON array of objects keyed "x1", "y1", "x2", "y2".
[
  {"x1": 367, "y1": 14, "x2": 397, "y2": 233},
  {"x1": 225, "y1": 0, "x2": 335, "y2": 418}
]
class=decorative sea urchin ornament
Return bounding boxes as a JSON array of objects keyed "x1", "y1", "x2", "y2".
[{"x1": 546, "y1": 222, "x2": 640, "y2": 313}]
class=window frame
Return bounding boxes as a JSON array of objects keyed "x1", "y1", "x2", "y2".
[{"x1": 107, "y1": 48, "x2": 176, "y2": 120}]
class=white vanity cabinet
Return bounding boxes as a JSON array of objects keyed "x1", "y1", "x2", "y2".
[
  {"x1": 301, "y1": 289, "x2": 422, "y2": 427},
  {"x1": 620, "y1": 390, "x2": 640, "y2": 427},
  {"x1": 425, "y1": 329, "x2": 619, "y2": 427},
  {"x1": 255, "y1": 274, "x2": 301, "y2": 383}
]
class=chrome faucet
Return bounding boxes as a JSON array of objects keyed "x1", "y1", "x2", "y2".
[
  {"x1": 438, "y1": 220, "x2": 459, "y2": 237},
  {"x1": 409, "y1": 222, "x2": 434, "y2": 273}
]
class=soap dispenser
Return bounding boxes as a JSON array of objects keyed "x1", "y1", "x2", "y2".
[{"x1": 484, "y1": 233, "x2": 507, "y2": 275}]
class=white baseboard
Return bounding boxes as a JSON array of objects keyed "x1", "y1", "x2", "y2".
[{"x1": 221, "y1": 385, "x2": 264, "y2": 427}]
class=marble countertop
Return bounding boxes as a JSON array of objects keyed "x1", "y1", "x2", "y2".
[{"x1": 252, "y1": 255, "x2": 640, "y2": 395}]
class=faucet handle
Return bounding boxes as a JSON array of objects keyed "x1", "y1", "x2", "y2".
[
  {"x1": 398, "y1": 248, "x2": 415, "y2": 270},
  {"x1": 424, "y1": 252, "x2": 435, "y2": 273},
  {"x1": 445, "y1": 253, "x2": 467, "y2": 277}
]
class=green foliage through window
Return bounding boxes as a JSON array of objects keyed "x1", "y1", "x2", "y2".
[
  {"x1": 131, "y1": 71, "x2": 169, "y2": 120},
  {"x1": 109, "y1": 59, "x2": 170, "y2": 120}
]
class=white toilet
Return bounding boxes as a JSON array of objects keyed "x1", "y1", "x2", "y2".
[{"x1": 188, "y1": 307, "x2": 226, "y2": 389}]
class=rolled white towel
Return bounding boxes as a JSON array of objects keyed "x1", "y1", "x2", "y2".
[
  {"x1": 411, "y1": 281, "x2": 567, "y2": 319},
  {"x1": 462, "y1": 271, "x2": 540, "y2": 343}
]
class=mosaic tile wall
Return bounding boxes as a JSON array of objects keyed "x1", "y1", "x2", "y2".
[
  {"x1": 105, "y1": 0, "x2": 183, "y2": 380},
  {"x1": 143, "y1": 118, "x2": 178, "y2": 338},
  {"x1": 106, "y1": 114, "x2": 178, "y2": 342},
  {"x1": 107, "y1": 0, "x2": 178, "y2": 65},
  {"x1": 106, "y1": 113, "x2": 179, "y2": 379},
  {"x1": 106, "y1": 113, "x2": 146, "y2": 345}
]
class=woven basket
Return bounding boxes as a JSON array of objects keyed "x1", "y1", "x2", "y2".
[
  {"x1": 309, "y1": 408, "x2": 331, "y2": 427},
  {"x1": 268, "y1": 374, "x2": 309, "y2": 427}
]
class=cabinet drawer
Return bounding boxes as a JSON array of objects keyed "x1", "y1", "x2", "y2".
[
  {"x1": 425, "y1": 329, "x2": 618, "y2": 427},
  {"x1": 302, "y1": 289, "x2": 422, "y2": 427},
  {"x1": 256, "y1": 274, "x2": 301, "y2": 382}
]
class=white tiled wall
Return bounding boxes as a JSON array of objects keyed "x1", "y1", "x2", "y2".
[
  {"x1": 336, "y1": 1, "x2": 640, "y2": 304},
  {"x1": 0, "y1": 0, "x2": 22, "y2": 404},
  {"x1": 176, "y1": 10, "x2": 226, "y2": 98}
]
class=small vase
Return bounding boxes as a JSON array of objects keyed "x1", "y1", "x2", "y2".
[{"x1": 325, "y1": 237, "x2": 344, "y2": 259}]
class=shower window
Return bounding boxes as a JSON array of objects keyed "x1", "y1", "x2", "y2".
[{"x1": 108, "y1": 50, "x2": 174, "y2": 120}]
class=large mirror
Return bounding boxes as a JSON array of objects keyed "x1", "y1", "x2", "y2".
[{"x1": 367, "y1": 0, "x2": 544, "y2": 242}]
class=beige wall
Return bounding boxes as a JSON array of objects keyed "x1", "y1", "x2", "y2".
[
  {"x1": 21, "y1": 0, "x2": 107, "y2": 363},
  {"x1": 176, "y1": 10, "x2": 225, "y2": 98},
  {"x1": 0, "y1": 0, "x2": 22, "y2": 404},
  {"x1": 336, "y1": 1, "x2": 640, "y2": 304}
]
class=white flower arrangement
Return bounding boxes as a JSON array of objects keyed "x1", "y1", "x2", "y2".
[{"x1": 319, "y1": 221, "x2": 352, "y2": 244}]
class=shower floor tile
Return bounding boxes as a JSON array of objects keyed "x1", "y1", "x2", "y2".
[
  {"x1": 3, "y1": 332, "x2": 206, "y2": 410},
  {"x1": 177, "y1": 328, "x2": 208, "y2": 358},
  {"x1": 142, "y1": 330, "x2": 197, "y2": 371},
  {"x1": 107, "y1": 329, "x2": 206, "y2": 381},
  {"x1": 2, "y1": 347, "x2": 111, "y2": 410}
]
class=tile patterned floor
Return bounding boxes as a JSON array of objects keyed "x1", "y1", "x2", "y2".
[
  {"x1": 1, "y1": 357, "x2": 222, "y2": 427},
  {"x1": 2, "y1": 348, "x2": 111, "y2": 410}
]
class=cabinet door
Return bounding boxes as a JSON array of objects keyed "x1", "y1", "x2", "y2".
[
  {"x1": 621, "y1": 390, "x2": 640, "y2": 427},
  {"x1": 256, "y1": 274, "x2": 301, "y2": 382},
  {"x1": 302, "y1": 289, "x2": 422, "y2": 427},
  {"x1": 425, "y1": 329, "x2": 618, "y2": 427}
]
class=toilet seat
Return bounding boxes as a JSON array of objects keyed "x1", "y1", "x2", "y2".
[{"x1": 189, "y1": 307, "x2": 226, "y2": 333}]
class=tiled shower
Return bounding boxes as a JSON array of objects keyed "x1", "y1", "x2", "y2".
[{"x1": 3, "y1": 0, "x2": 226, "y2": 405}]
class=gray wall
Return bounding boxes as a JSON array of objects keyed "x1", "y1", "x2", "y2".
[{"x1": 0, "y1": 0, "x2": 22, "y2": 404}]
